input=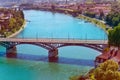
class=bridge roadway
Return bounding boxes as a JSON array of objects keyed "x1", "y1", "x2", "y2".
[{"x1": 0, "y1": 38, "x2": 108, "y2": 44}]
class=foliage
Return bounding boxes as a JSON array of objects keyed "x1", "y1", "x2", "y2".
[
  {"x1": 106, "y1": 2, "x2": 120, "y2": 27},
  {"x1": 92, "y1": 60, "x2": 120, "y2": 80},
  {"x1": 106, "y1": 13, "x2": 120, "y2": 27},
  {"x1": 108, "y1": 25, "x2": 120, "y2": 47},
  {"x1": 0, "y1": 8, "x2": 24, "y2": 37},
  {"x1": 78, "y1": 15, "x2": 108, "y2": 32},
  {"x1": 8, "y1": 18, "x2": 16, "y2": 29},
  {"x1": 84, "y1": 11, "x2": 96, "y2": 18},
  {"x1": 69, "y1": 60, "x2": 120, "y2": 80},
  {"x1": 69, "y1": 75, "x2": 86, "y2": 80}
]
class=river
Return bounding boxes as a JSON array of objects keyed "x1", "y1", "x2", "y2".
[{"x1": 0, "y1": 10, "x2": 107, "y2": 80}]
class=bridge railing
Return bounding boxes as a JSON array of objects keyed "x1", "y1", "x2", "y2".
[{"x1": 0, "y1": 38, "x2": 108, "y2": 44}]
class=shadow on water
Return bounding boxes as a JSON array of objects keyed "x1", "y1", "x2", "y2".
[
  {"x1": 0, "y1": 52, "x2": 94, "y2": 67},
  {"x1": 58, "y1": 57, "x2": 94, "y2": 67}
]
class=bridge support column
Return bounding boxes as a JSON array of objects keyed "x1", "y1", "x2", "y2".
[
  {"x1": 48, "y1": 48, "x2": 58, "y2": 62},
  {"x1": 6, "y1": 46, "x2": 17, "y2": 58}
]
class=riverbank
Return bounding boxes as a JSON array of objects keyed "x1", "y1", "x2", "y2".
[
  {"x1": 77, "y1": 14, "x2": 112, "y2": 34},
  {"x1": 24, "y1": 7, "x2": 79, "y2": 17},
  {"x1": 55, "y1": 8, "x2": 112, "y2": 34},
  {"x1": 7, "y1": 20, "x2": 26, "y2": 38}
]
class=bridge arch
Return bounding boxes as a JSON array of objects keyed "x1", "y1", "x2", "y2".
[
  {"x1": 57, "y1": 44, "x2": 105, "y2": 52},
  {"x1": 58, "y1": 46, "x2": 101, "y2": 61},
  {"x1": 0, "y1": 42, "x2": 55, "y2": 51},
  {"x1": 14, "y1": 43, "x2": 54, "y2": 50},
  {"x1": 0, "y1": 45, "x2": 6, "y2": 53},
  {"x1": 15, "y1": 44, "x2": 49, "y2": 55}
]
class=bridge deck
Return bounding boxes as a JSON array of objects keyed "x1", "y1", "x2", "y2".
[{"x1": 0, "y1": 38, "x2": 108, "y2": 44}]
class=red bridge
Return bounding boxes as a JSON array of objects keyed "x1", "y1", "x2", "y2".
[{"x1": 0, "y1": 38, "x2": 108, "y2": 61}]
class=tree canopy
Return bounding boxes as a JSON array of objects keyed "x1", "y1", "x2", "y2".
[
  {"x1": 108, "y1": 24, "x2": 120, "y2": 47},
  {"x1": 84, "y1": 11, "x2": 96, "y2": 18},
  {"x1": 0, "y1": 8, "x2": 24, "y2": 37},
  {"x1": 92, "y1": 60, "x2": 120, "y2": 80},
  {"x1": 106, "y1": 2, "x2": 120, "y2": 27},
  {"x1": 69, "y1": 60, "x2": 120, "y2": 80},
  {"x1": 106, "y1": 13, "x2": 120, "y2": 27}
]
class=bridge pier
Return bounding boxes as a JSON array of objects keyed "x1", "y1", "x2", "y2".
[
  {"x1": 6, "y1": 46, "x2": 17, "y2": 58},
  {"x1": 48, "y1": 48, "x2": 58, "y2": 62}
]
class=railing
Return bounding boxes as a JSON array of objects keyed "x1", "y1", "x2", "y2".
[{"x1": 0, "y1": 38, "x2": 108, "y2": 44}]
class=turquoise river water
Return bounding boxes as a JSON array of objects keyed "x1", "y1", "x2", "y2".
[{"x1": 0, "y1": 10, "x2": 107, "y2": 80}]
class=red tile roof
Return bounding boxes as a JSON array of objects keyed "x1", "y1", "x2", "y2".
[
  {"x1": 111, "y1": 50, "x2": 120, "y2": 62},
  {"x1": 97, "y1": 49, "x2": 116, "y2": 59}
]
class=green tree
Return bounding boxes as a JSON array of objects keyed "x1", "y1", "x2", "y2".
[
  {"x1": 93, "y1": 60, "x2": 120, "y2": 80},
  {"x1": 108, "y1": 25, "x2": 120, "y2": 47},
  {"x1": 69, "y1": 60, "x2": 120, "y2": 80},
  {"x1": 106, "y1": 2, "x2": 120, "y2": 27},
  {"x1": 85, "y1": 11, "x2": 96, "y2": 18},
  {"x1": 0, "y1": 8, "x2": 24, "y2": 37},
  {"x1": 8, "y1": 18, "x2": 16, "y2": 29},
  {"x1": 112, "y1": 17, "x2": 120, "y2": 26}
]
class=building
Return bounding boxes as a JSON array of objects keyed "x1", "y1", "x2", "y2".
[{"x1": 95, "y1": 47, "x2": 120, "y2": 67}]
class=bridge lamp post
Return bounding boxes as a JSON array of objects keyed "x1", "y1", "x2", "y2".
[
  {"x1": 104, "y1": 34, "x2": 106, "y2": 43},
  {"x1": 22, "y1": 33, "x2": 24, "y2": 39},
  {"x1": 102, "y1": 33, "x2": 105, "y2": 44},
  {"x1": 51, "y1": 33, "x2": 53, "y2": 40},
  {"x1": 36, "y1": 32, "x2": 39, "y2": 40},
  {"x1": 68, "y1": 33, "x2": 70, "y2": 41},
  {"x1": 85, "y1": 33, "x2": 87, "y2": 42}
]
